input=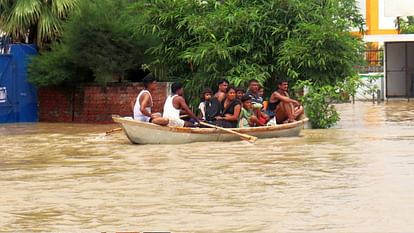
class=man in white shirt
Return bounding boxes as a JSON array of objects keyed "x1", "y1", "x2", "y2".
[
  {"x1": 133, "y1": 75, "x2": 169, "y2": 126},
  {"x1": 163, "y1": 82, "x2": 199, "y2": 127}
]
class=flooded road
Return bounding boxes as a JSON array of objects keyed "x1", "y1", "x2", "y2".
[{"x1": 1, "y1": 101, "x2": 414, "y2": 233}]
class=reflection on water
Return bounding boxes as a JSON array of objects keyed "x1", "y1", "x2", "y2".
[{"x1": 1, "y1": 102, "x2": 414, "y2": 232}]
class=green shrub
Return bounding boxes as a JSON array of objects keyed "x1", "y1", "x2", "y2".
[
  {"x1": 294, "y1": 76, "x2": 362, "y2": 128},
  {"x1": 29, "y1": 0, "x2": 156, "y2": 86},
  {"x1": 398, "y1": 16, "x2": 414, "y2": 34},
  {"x1": 28, "y1": 43, "x2": 92, "y2": 87},
  {"x1": 130, "y1": 0, "x2": 364, "y2": 118},
  {"x1": 294, "y1": 81, "x2": 340, "y2": 128}
]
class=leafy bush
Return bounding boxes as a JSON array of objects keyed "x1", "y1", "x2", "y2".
[
  {"x1": 398, "y1": 16, "x2": 414, "y2": 34},
  {"x1": 294, "y1": 81, "x2": 341, "y2": 128},
  {"x1": 129, "y1": 0, "x2": 364, "y2": 115},
  {"x1": 28, "y1": 43, "x2": 92, "y2": 87},
  {"x1": 29, "y1": 0, "x2": 156, "y2": 86},
  {"x1": 294, "y1": 76, "x2": 362, "y2": 128}
]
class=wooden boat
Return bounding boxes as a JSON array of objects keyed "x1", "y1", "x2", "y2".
[{"x1": 112, "y1": 115, "x2": 308, "y2": 144}]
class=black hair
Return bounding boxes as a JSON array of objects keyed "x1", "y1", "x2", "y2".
[
  {"x1": 217, "y1": 79, "x2": 229, "y2": 85},
  {"x1": 249, "y1": 79, "x2": 259, "y2": 85},
  {"x1": 201, "y1": 87, "x2": 213, "y2": 101},
  {"x1": 226, "y1": 85, "x2": 236, "y2": 93},
  {"x1": 277, "y1": 79, "x2": 288, "y2": 86},
  {"x1": 171, "y1": 82, "x2": 183, "y2": 94},
  {"x1": 241, "y1": 94, "x2": 252, "y2": 102},
  {"x1": 142, "y1": 73, "x2": 156, "y2": 89},
  {"x1": 235, "y1": 87, "x2": 245, "y2": 93}
]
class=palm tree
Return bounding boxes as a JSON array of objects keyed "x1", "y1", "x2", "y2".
[{"x1": 0, "y1": 0, "x2": 79, "y2": 48}]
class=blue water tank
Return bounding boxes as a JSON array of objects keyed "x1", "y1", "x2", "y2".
[{"x1": 0, "y1": 44, "x2": 38, "y2": 123}]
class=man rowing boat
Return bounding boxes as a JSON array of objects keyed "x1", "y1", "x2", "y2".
[{"x1": 163, "y1": 82, "x2": 199, "y2": 127}]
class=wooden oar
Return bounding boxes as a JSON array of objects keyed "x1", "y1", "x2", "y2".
[
  {"x1": 105, "y1": 127, "x2": 122, "y2": 135},
  {"x1": 199, "y1": 121, "x2": 258, "y2": 143}
]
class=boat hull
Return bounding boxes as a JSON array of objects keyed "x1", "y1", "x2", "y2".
[{"x1": 112, "y1": 116, "x2": 307, "y2": 144}]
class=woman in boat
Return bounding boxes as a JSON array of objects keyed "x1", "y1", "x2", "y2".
[{"x1": 215, "y1": 86, "x2": 241, "y2": 128}]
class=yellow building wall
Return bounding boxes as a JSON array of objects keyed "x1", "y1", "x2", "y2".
[{"x1": 365, "y1": 0, "x2": 398, "y2": 35}]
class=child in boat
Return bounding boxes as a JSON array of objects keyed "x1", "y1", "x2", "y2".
[
  {"x1": 246, "y1": 79, "x2": 270, "y2": 125},
  {"x1": 199, "y1": 87, "x2": 221, "y2": 123},
  {"x1": 198, "y1": 88, "x2": 211, "y2": 120},
  {"x1": 239, "y1": 95, "x2": 265, "y2": 128},
  {"x1": 257, "y1": 86, "x2": 269, "y2": 125},
  {"x1": 236, "y1": 87, "x2": 245, "y2": 100}
]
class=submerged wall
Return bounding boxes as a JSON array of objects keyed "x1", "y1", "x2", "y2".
[{"x1": 38, "y1": 82, "x2": 169, "y2": 123}]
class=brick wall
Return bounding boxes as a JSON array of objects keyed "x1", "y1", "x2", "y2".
[{"x1": 38, "y1": 82, "x2": 169, "y2": 123}]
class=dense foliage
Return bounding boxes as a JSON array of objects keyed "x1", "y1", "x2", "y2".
[
  {"x1": 26, "y1": 0, "x2": 365, "y2": 128},
  {"x1": 398, "y1": 16, "x2": 414, "y2": 34},
  {"x1": 129, "y1": 0, "x2": 364, "y2": 127},
  {"x1": 0, "y1": 0, "x2": 79, "y2": 48},
  {"x1": 28, "y1": 0, "x2": 155, "y2": 86}
]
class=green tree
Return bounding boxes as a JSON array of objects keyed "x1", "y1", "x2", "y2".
[
  {"x1": 398, "y1": 16, "x2": 414, "y2": 34},
  {"x1": 128, "y1": 0, "x2": 364, "y2": 127},
  {"x1": 0, "y1": 0, "x2": 79, "y2": 48},
  {"x1": 29, "y1": 0, "x2": 156, "y2": 86}
]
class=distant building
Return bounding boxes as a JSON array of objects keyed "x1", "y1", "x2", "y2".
[
  {"x1": 355, "y1": 0, "x2": 399, "y2": 36},
  {"x1": 355, "y1": 0, "x2": 414, "y2": 99}
]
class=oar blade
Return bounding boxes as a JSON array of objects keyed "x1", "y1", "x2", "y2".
[
  {"x1": 105, "y1": 128, "x2": 123, "y2": 136},
  {"x1": 249, "y1": 136, "x2": 258, "y2": 143},
  {"x1": 247, "y1": 136, "x2": 258, "y2": 143},
  {"x1": 240, "y1": 134, "x2": 258, "y2": 143}
]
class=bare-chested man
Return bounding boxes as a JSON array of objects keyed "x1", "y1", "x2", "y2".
[
  {"x1": 133, "y1": 75, "x2": 169, "y2": 126},
  {"x1": 269, "y1": 80, "x2": 304, "y2": 124},
  {"x1": 214, "y1": 79, "x2": 229, "y2": 102}
]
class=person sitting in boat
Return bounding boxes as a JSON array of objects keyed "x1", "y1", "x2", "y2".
[
  {"x1": 270, "y1": 79, "x2": 304, "y2": 124},
  {"x1": 163, "y1": 82, "x2": 199, "y2": 127},
  {"x1": 246, "y1": 79, "x2": 263, "y2": 107},
  {"x1": 214, "y1": 86, "x2": 241, "y2": 128},
  {"x1": 235, "y1": 87, "x2": 245, "y2": 100},
  {"x1": 258, "y1": 86, "x2": 265, "y2": 100},
  {"x1": 133, "y1": 74, "x2": 169, "y2": 126},
  {"x1": 214, "y1": 79, "x2": 229, "y2": 102},
  {"x1": 199, "y1": 87, "x2": 220, "y2": 123},
  {"x1": 238, "y1": 95, "x2": 264, "y2": 128},
  {"x1": 246, "y1": 79, "x2": 269, "y2": 124},
  {"x1": 198, "y1": 88, "x2": 210, "y2": 120}
]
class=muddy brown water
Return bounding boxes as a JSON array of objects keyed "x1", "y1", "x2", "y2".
[{"x1": 1, "y1": 101, "x2": 414, "y2": 232}]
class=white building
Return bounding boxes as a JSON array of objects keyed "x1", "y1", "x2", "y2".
[{"x1": 356, "y1": 0, "x2": 414, "y2": 99}]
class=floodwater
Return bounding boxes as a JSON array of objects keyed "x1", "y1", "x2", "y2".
[{"x1": 1, "y1": 101, "x2": 414, "y2": 233}]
